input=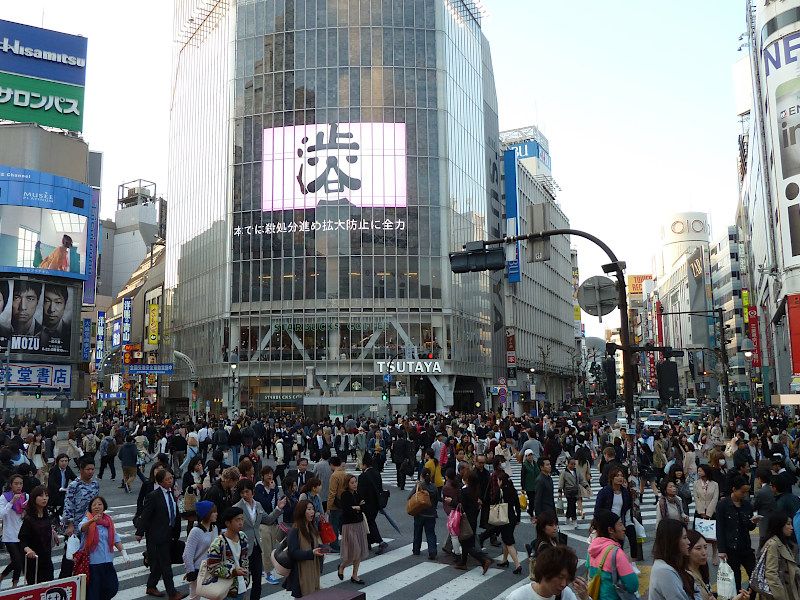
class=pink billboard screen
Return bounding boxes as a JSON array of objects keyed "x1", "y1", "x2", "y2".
[{"x1": 262, "y1": 122, "x2": 407, "y2": 212}]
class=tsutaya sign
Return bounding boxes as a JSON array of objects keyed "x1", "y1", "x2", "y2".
[{"x1": 375, "y1": 360, "x2": 443, "y2": 374}]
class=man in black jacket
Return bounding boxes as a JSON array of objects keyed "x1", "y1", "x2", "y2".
[
  {"x1": 357, "y1": 453, "x2": 387, "y2": 554},
  {"x1": 135, "y1": 469, "x2": 187, "y2": 600},
  {"x1": 204, "y1": 465, "x2": 240, "y2": 517},
  {"x1": 533, "y1": 457, "x2": 556, "y2": 518},
  {"x1": 391, "y1": 432, "x2": 412, "y2": 490},
  {"x1": 168, "y1": 432, "x2": 187, "y2": 478},
  {"x1": 47, "y1": 453, "x2": 76, "y2": 517},
  {"x1": 716, "y1": 475, "x2": 758, "y2": 592}
]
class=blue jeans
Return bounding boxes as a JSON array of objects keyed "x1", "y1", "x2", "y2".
[
  {"x1": 88, "y1": 562, "x2": 119, "y2": 600},
  {"x1": 230, "y1": 445, "x2": 240, "y2": 466},
  {"x1": 413, "y1": 515, "x2": 437, "y2": 556}
]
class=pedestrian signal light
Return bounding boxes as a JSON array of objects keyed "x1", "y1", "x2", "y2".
[
  {"x1": 381, "y1": 388, "x2": 388, "y2": 402},
  {"x1": 35, "y1": 390, "x2": 41, "y2": 399}
]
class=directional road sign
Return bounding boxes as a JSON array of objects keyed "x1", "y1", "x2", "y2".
[
  {"x1": 577, "y1": 276, "x2": 618, "y2": 317},
  {"x1": 383, "y1": 373, "x2": 392, "y2": 383}
]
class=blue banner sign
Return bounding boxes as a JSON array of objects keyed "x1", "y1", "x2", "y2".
[
  {"x1": 81, "y1": 318, "x2": 91, "y2": 361},
  {"x1": 95, "y1": 311, "x2": 105, "y2": 367},
  {"x1": 98, "y1": 392, "x2": 126, "y2": 399}
]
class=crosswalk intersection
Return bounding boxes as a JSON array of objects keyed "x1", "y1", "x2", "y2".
[{"x1": 0, "y1": 458, "x2": 675, "y2": 599}]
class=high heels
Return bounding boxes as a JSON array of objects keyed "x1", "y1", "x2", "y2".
[
  {"x1": 350, "y1": 577, "x2": 365, "y2": 585},
  {"x1": 337, "y1": 567, "x2": 344, "y2": 581},
  {"x1": 497, "y1": 560, "x2": 509, "y2": 568},
  {"x1": 513, "y1": 565, "x2": 522, "y2": 575}
]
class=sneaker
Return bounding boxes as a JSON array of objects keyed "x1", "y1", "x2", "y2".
[{"x1": 265, "y1": 574, "x2": 280, "y2": 585}]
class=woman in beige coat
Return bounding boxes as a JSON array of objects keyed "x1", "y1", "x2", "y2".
[
  {"x1": 760, "y1": 513, "x2": 800, "y2": 600},
  {"x1": 693, "y1": 464, "x2": 720, "y2": 565}
]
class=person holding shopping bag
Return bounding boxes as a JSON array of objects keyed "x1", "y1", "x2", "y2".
[
  {"x1": 0, "y1": 474, "x2": 28, "y2": 588},
  {"x1": 206, "y1": 507, "x2": 251, "y2": 600},
  {"x1": 79, "y1": 496, "x2": 129, "y2": 600},
  {"x1": 182, "y1": 501, "x2": 218, "y2": 600}
]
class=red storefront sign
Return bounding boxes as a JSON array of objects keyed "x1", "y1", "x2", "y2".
[
  {"x1": 747, "y1": 306, "x2": 762, "y2": 368},
  {"x1": 788, "y1": 295, "x2": 800, "y2": 374}
]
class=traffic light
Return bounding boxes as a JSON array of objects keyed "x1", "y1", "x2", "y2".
[
  {"x1": 603, "y1": 357, "x2": 617, "y2": 400},
  {"x1": 449, "y1": 241, "x2": 506, "y2": 273},
  {"x1": 657, "y1": 361, "x2": 680, "y2": 403},
  {"x1": 702, "y1": 370, "x2": 708, "y2": 376},
  {"x1": 35, "y1": 390, "x2": 41, "y2": 399},
  {"x1": 527, "y1": 203, "x2": 551, "y2": 262},
  {"x1": 381, "y1": 387, "x2": 388, "y2": 402}
]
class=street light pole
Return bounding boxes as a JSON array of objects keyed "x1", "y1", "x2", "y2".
[{"x1": 386, "y1": 352, "x2": 400, "y2": 421}]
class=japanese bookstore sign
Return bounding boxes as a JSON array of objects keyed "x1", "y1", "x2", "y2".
[
  {"x1": 0, "y1": 19, "x2": 87, "y2": 132},
  {"x1": 95, "y1": 311, "x2": 105, "y2": 367},
  {"x1": 122, "y1": 298, "x2": 132, "y2": 343},
  {"x1": 0, "y1": 165, "x2": 94, "y2": 280},
  {"x1": 1, "y1": 363, "x2": 71, "y2": 389},
  {"x1": 81, "y1": 317, "x2": 91, "y2": 361},
  {"x1": 262, "y1": 122, "x2": 407, "y2": 212},
  {"x1": 0, "y1": 277, "x2": 75, "y2": 356}
]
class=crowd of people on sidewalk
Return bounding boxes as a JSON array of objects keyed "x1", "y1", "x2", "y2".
[{"x1": 0, "y1": 405, "x2": 796, "y2": 599}]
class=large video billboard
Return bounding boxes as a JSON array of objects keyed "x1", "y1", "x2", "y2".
[
  {"x1": 0, "y1": 19, "x2": 87, "y2": 132},
  {"x1": 0, "y1": 165, "x2": 93, "y2": 280},
  {"x1": 262, "y1": 122, "x2": 407, "y2": 212},
  {"x1": 0, "y1": 277, "x2": 76, "y2": 356}
]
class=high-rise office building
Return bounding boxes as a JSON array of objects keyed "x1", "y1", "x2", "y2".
[{"x1": 166, "y1": 0, "x2": 501, "y2": 416}]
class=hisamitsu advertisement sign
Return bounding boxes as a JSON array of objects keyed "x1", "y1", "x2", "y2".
[{"x1": 0, "y1": 20, "x2": 88, "y2": 132}]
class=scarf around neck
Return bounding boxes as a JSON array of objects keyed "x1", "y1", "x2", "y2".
[
  {"x1": 84, "y1": 512, "x2": 115, "y2": 554},
  {"x1": 3, "y1": 491, "x2": 25, "y2": 515}
]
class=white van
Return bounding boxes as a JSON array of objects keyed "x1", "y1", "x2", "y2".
[{"x1": 638, "y1": 394, "x2": 660, "y2": 409}]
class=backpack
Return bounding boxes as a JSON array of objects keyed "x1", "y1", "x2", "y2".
[
  {"x1": 84, "y1": 436, "x2": 97, "y2": 453},
  {"x1": 215, "y1": 428, "x2": 229, "y2": 446},
  {"x1": 106, "y1": 437, "x2": 118, "y2": 457}
]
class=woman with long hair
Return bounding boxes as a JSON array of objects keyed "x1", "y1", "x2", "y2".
[
  {"x1": 668, "y1": 465, "x2": 692, "y2": 516},
  {"x1": 685, "y1": 529, "x2": 713, "y2": 600},
  {"x1": 594, "y1": 467, "x2": 632, "y2": 553},
  {"x1": 283, "y1": 500, "x2": 324, "y2": 597},
  {"x1": 649, "y1": 519, "x2": 695, "y2": 600},
  {"x1": 708, "y1": 450, "x2": 730, "y2": 497},
  {"x1": 524, "y1": 510, "x2": 558, "y2": 563},
  {"x1": 79, "y1": 496, "x2": 128, "y2": 600},
  {"x1": 202, "y1": 459, "x2": 221, "y2": 490},
  {"x1": 759, "y1": 512, "x2": 800, "y2": 600},
  {"x1": 66, "y1": 431, "x2": 82, "y2": 469},
  {"x1": 586, "y1": 509, "x2": 639, "y2": 600},
  {"x1": 694, "y1": 463, "x2": 720, "y2": 564},
  {"x1": 338, "y1": 474, "x2": 369, "y2": 583},
  {"x1": 493, "y1": 469, "x2": 523, "y2": 574},
  {"x1": 0, "y1": 474, "x2": 28, "y2": 587},
  {"x1": 19, "y1": 485, "x2": 54, "y2": 584},
  {"x1": 27, "y1": 432, "x2": 45, "y2": 481},
  {"x1": 453, "y1": 468, "x2": 492, "y2": 573},
  {"x1": 423, "y1": 448, "x2": 444, "y2": 491},
  {"x1": 298, "y1": 477, "x2": 324, "y2": 527}
]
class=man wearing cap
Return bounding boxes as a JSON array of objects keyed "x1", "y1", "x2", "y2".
[{"x1": 520, "y1": 448, "x2": 539, "y2": 518}]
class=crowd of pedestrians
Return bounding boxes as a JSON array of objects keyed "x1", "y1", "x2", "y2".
[{"x1": 0, "y1": 405, "x2": 795, "y2": 599}]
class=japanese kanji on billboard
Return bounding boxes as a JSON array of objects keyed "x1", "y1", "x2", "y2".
[{"x1": 262, "y1": 122, "x2": 407, "y2": 212}]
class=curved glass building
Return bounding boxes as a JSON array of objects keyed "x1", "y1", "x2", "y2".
[{"x1": 166, "y1": 0, "x2": 502, "y2": 417}]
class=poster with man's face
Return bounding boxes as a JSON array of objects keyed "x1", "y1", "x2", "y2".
[{"x1": 0, "y1": 278, "x2": 73, "y2": 356}]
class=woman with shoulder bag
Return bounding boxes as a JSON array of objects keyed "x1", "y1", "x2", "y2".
[
  {"x1": 0, "y1": 474, "x2": 29, "y2": 587},
  {"x1": 559, "y1": 457, "x2": 587, "y2": 527},
  {"x1": 283, "y1": 499, "x2": 325, "y2": 598},
  {"x1": 338, "y1": 474, "x2": 369, "y2": 583},
  {"x1": 693, "y1": 464, "x2": 720, "y2": 565},
  {"x1": 758, "y1": 512, "x2": 800, "y2": 600},
  {"x1": 649, "y1": 519, "x2": 696, "y2": 600},
  {"x1": 409, "y1": 467, "x2": 439, "y2": 559},
  {"x1": 492, "y1": 469, "x2": 523, "y2": 574},
  {"x1": 206, "y1": 507, "x2": 250, "y2": 600},
  {"x1": 182, "y1": 501, "x2": 218, "y2": 600},
  {"x1": 452, "y1": 469, "x2": 492, "y2": 573}
]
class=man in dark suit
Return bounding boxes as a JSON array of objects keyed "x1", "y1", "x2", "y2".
[
  {"x1": 391, "y1": 432, "x2": 412, "y2": 490},
  {"x1": 135, "y1": 469, "x2": 187, "y2": 600},
  {"x1": 357, "y1": 453, "x2": 388, "y2": 554},
  {"x1": 47, "y1": 453, "x2": 76, "y2": 517},
  {"x1": 286, "y1": 457, "x2": 311, "y2": 488},
  {"x1": 309, "y1": 427, "x2": 329, "y2": 462}
]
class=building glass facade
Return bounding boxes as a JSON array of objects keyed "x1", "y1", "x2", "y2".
[{"x1": 166, "y1": 0, "x2": 500, "y2": 416}]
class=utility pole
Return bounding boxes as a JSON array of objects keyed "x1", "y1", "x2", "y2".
[
  {"x1": 385, "y1": 352, "x2": 401, "y2": 420},
  {"x1": 459, "y1": 228, "x2": 635, "y2": 421}
]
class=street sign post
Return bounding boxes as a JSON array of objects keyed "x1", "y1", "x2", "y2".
[
  {"x1": 383, "y1": 373, "x2": 392, "y2": 383},
  {"x1": 577, "y1": 276, "x2": 618, "y2": 319}
]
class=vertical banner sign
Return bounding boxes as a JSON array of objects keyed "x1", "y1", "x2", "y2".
[
  {"x1": 81, "y1": 318, "x2": 91, "y2": 361},
  {"x1": 763, "y1": 28, "x2": 800, "y2": 269},
  {"x1": 122, "y1": 298, "x2": 132, "y2": 344},
  {"x1": 82, "y1": 188, "x2": 100, "y2": 304},
  {"x1": 748, "y1": 306, "x2": 762, "y2": 368},
  {"x1": 655, "y1": 301, "x2": 664, "y2": 361},
  {"x1": 505, "y1": 327, "x2": 517, "y2": 379},
  {"x1": 503, "y1": 150, "x2": 521, "y2": 283},
  {"x1": 743, "y1": 289, "x2": 750, "y2": 324},
  {"x1": 95, "y1": 311, "x2": 105, "y2": 367},
  {"x1": 148, "y1": 304, "x2": 159, "y2": 343}
]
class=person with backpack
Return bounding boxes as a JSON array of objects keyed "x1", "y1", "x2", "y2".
[
  {"x1": 82, "y1": 430, "x2": 98, "y2": 466},
  {"x1": 212, "y1": 424, "x2": 229, "y2": 457},
  {"x1": 98, "y1": 434, "x2": 117, "y2": 481},
  {"x1": 586, "y1": 509, "x2": 639, "y2": 600}
]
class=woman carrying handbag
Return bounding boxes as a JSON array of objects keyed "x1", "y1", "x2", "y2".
[
  {"x1": 451, "y1": 469, "x2": 492, "y2": 573},
  {"x1": 182, "y1": 501, "x2": 218, "y2": 600},
  {"x1": 491, "y1": 470, "x2": 523, "y2": 574},
  {"x1": 19, "y1": 486, "x2": 55, "y2": 585}
]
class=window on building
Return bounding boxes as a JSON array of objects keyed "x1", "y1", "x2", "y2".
[{"x1": 17, "y1": 227, "x2": 39, "y2": 268}]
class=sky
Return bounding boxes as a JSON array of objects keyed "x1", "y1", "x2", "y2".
[{"x1": 4, "y1": 1, "x2": 746, "y2": 338}]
